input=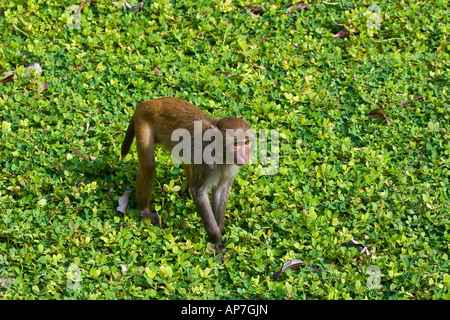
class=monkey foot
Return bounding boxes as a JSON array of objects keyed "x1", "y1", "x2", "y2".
[
  {"x1": 140, "y1": 211, "x2": 160, "y2": 227},
  {"x1": 213, "y1": 243, "x2": 224, "y2": 253}
]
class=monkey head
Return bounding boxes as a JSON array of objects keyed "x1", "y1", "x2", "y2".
[{"x1": 216, "y1": 117, "x2": 254, "y2": 166}]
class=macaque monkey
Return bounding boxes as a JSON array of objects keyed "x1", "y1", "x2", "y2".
[{"x1": 121, "y1": 97, "x2": 254, "y2": 251}]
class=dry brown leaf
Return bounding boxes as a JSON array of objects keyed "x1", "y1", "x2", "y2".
[
  {"x1": 233, "y1": 4, "x2": 264, "y2": 17},
  {"x1": 244, "y1": 5, "x2": 264, "y2": 18},
  {"x1": 112, "y1": 1, "x2": 129, "y2": 8},
  {"x1": 119, "y1": 264, "x2": 128, "y2": 273},
  {"x1": 366, "y1": 108, "x2": 392, "y2": 126},
  {"x1": 401, "y1": 96, "x2": 424, "y2": 107},
  {"x1": 71, "y1": 147, "x2": 97, "y2": 160},
  {"x1": 366, "y1": 108, "x2": 385, "y2": 118},
  {"x1": 39, "y1": 83, "x2": 49, "y2": 94},
  {"x1": 383, "y1": 114, "x2": 392, "y2": 126},
  {"x1": 112, "y1": 1, "x2": 145, "y2": 13},
  {"x1": 0, "y1": 72, "x2": 16, "y2": 83},
  {"x1": 1, "y1": 62, "x2": 42, "y2": 83},
  {"x1": 80, "y1": 0, "x2": 91, "y2": 8},
  {"x1": 247, "y1": 5, "x2": 264, "y2": 15},
  {"x1": 131, "y1": 2, "x2": 145, "y2": 13},
  {"x1": 273, "y1": 259, "x2": 321, "y2": 280},
  {"x1": 0, "y1": 272, "x2": 13, "y2": 288},
  {"x1": 153, "y1": 64, "x2": 163, "y2": 76},
  {"x1": 117, "y1": 190, "x2": 132, "y2": 214},
  {"x1": 24, "y1": 62, "x2": 42, "y2": 75},
  {"x1": 342, "y1": 237, "x2": 370, "y2": 256},
  {"x1": 254, "y1": 65, "x2": 267, "y2": 71},
  {"x1": 332, "y1": 28, "x2": 360, "y2": 39},
  {"x1": 286, "y1": 2, "x2": 317, "y2": 15}
]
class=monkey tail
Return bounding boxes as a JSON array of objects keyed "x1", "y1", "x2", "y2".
[{"x1": 121, "y1": 116, "x2": 135, "y2": 158}]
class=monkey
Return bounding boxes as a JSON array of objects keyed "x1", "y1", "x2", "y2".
[{"x1": 121, "y1": 97, "x2": 254, "y2": 252}]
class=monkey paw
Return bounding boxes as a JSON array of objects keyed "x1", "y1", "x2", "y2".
[{"x1": 213, "y1": 243, "x2": 224, "y2": 253}]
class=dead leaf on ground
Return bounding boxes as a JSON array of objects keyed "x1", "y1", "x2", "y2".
[
  {"x1": 153, "y1": 64, "x2": 163, "y2": 76},
  {"x1": 24, "y1": 82, "x2": 50, "y2": 106},
  {"x1": 24, "y1": 62, "x2": 42, "y2": 75},
  {"x1": 80, "y1": 0, "x2": 91, "y2": 8},
  {"x1": 341, "y1": 237, "x2": 370, "y2": 256},
  {"x1": 0, "y1": 72, "x2": 16, "y2": 83},
  {"x1": 273, "y1": 259, "x2": 321, "y2": 280},
  {"x1": 233, "y1": 4, "x2": 264, "y2": 17},
  {"x1": 112, "y1": 1, "x2": 126, "y2": 7},
  {"x1": 246, "y1": 5, "x2": 265, "y2": 15},
  {"x1": 112, "y1": 1, "x2": 145, "y2": 13},
  {"x1": 401, "y1": 96, "x2": 424, "y2": 107},
  {"x1": 366, "y1": 108, "x2": 384, "y2": 118},
  {"x1": 119, "y1": 264, "x2": 128, "y2": 274},
  {"x1": 0, "y1": 273, "x2": 13, "y2": 288},
  {"x1": 332, "y1": 27, "x2": 360, "y2": 39},
  {"x1": 366, "y1": 107, "x2": 392, "y2": 126},
  {"x1": 112, "y1": 1, "x2": 131, "y2": 8},
  {"x1": 131, "y1": 2, "x2": 145, "y2": 13},
  {"x1": 243, "y1": 5, "x2": 265, "y2": 18},
  {"x1": 39, "y1": 82, "x2": 49, "y2": 94},
  {"x1": 286, "y1": 2, "x2": 317, "y2": 15},
  {"x1": 71, "y1": 147, "x2": 97, "y2": 161},
  {"x1": 117, "y1": 190, "x2": 132, "y2": 214},
  {"x1": 1, "y1": 62, "x2": 42, "y2": 83}
]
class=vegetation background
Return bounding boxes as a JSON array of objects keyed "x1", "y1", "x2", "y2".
[{"x1": 0, "y1": 0, "x2": 449, "y2": 299}]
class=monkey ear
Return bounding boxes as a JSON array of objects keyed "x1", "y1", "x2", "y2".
[
  {"x1": 200, "y1": 120, "x2": 218, "y2": 132},
  {"x1": 203, "y1": 122, "x2": 220, "y2": 134},
  {"x1": 203, "y1": 124, "x2": 221, "y2": 140}
]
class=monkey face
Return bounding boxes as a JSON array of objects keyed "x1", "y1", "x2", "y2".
[
  {"x1": 234, "y1": 137, "x2": 253, "y2": 165},
  {"x1": 225, "y1": 129, "x2": 254, "y2": 166}
]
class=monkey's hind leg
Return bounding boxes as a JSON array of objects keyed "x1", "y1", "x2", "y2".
[{"x1": 135, "y1": 123, "x2": 159, "y2": 226}]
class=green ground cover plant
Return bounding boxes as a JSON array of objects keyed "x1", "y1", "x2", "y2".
[{"x1": 0, "y1": 0, "x2": 449, "y2": 299}]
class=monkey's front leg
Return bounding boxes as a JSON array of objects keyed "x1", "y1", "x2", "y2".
[
  {"x1": 190, "y1": 187, "x2": 223, "y2": 252},
  {"x1": 212, "y1": 182, "x2": 231, "y2": 233}
]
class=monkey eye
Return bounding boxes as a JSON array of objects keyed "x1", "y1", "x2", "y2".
[{"x1": 234, "y1": 140, "x2": 251, "y2": 147}]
